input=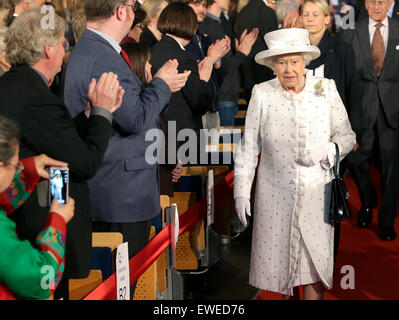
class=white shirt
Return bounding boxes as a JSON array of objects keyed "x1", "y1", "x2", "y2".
[{"x1": 368, "y1": 16, "x2": 389, "y2": 53}]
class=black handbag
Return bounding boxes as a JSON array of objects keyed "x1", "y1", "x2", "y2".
[{"x1": 329, "y1": 142, "x2": 350, "y2": 222}]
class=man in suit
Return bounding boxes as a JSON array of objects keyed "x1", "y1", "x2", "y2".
[
  {"x1": 235, "y1": 0, "x2": 278, "y2": 102},
  {"x1": 64, "y1": 0, "x2": 190, "y2": 296},
  {"x1": 340, "y1": 0, "x2": 399, "y2": 241},
  {"x1": 0, "y1": 8, "x2": 123, "y2": 298},
  {"x1": 355, "y1": 0, "x2": 399, "y2": 21}
]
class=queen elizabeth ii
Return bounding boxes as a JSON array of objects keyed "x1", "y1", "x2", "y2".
[{"x1": 234, "y1": 28, "x2": 356, "y2": 300}]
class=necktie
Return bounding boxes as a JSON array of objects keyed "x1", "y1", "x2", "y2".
[
  {"x1": 371, "y1": 22, "x2": 384, "y2": 77},
  {"x1": 120, "y1": 48, "x2": 136, "y2": 74}
]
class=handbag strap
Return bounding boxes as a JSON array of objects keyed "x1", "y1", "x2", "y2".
[{"x1": 333, "y1": 142, "x2": 340, "y2": 179}]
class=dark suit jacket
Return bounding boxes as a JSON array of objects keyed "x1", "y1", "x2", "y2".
[
  {"x1": 185, "y1": 30, "x2": 223, "y2": 107},
  {"x1": 235, "y1": 0, "x2": 278, "y2": 99},
  {"x1": 307, "y1": 32, "x2": 363, "y2": 137},
  {"x1": 150, "y1": 35, "x2": 214, "y2": 151},
  {"x1": 65, "y1": 29, "x2": 171, "y2": 224},
  {"x1": 139, "y1": 27, "x2": 159, "y2": 48},
  {"x1": 339, "y1": 18, "x2": 399, "y2": 129},
  {"x1": 394, "y1": 1, "x2": 399, "y2": 20},
  {"x1": 0, "y1": 64, "x2": 112, "y2": 278}
]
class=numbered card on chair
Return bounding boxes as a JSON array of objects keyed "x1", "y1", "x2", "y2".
[{"x1": 116, "y1": 242, "x2": 130, "y2": 300}]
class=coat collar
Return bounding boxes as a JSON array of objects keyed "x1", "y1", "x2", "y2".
[
  {"x1": 81, "y1": 28, "x2": 118, "y2": 52},
  {"x1": 9, "y1": 64, "x2": 49, "y2": 90}
]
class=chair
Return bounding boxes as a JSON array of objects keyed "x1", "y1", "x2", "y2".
[
  {"x1": 67, "y1": 232, "x2": 123, "y2": 300},
  {"x1": 133, "y1": 226, "x2": 158, "y2": 300},
  {"x1": 68, "y1": 270, "x2": 103, "y2": 300},
  {"x1": 172, "y1": 166, "x2": 230, "y2": 270}
]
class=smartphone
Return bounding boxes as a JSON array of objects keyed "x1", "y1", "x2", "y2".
[{"x1": 48, "y1": 166, "x2": 69, "y2": 205}]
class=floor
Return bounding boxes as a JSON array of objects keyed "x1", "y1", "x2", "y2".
[{"x1": 183, "y1": 221, "x2": 259, "y2": 300}]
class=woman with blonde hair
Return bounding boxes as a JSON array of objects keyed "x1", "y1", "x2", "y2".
[
  {"x1": 139, "y1": 0, "x2": 169, "y2": 47},
  {"x1": 302, "y1": 0, "x2": 362, "y2": 261}
]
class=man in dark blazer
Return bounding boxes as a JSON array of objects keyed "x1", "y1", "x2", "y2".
[
  {"x1": 235, "y1": 0, "x2": 278, "y2": 102},
  {"x1": 356, "y1": 0, "x2": 399, "y2": 21},
  {"x1": 340, "y1": 0, "x2": 399, "y2": 241},
  {"x1": 64, "y1": 0, "x2": 189, "y2": 296},
  {"x1": 0, "y1": 8, "x2": 122, "y2": 298}
]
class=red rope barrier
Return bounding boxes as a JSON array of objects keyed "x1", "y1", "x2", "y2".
[{"x1": 84, "y1": 169, "x2": 235, "y2": 300}]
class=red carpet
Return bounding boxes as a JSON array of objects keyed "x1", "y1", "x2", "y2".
[{"x1": 256, "y1": 168, "x2": 399, "y2": 300}]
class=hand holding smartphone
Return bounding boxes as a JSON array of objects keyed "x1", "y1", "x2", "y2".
[{"x1": 48, "y1": 166, "x2": 69, "y2": 205}]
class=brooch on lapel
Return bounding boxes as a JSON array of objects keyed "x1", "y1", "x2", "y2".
[{"x1": 313, "y1": 80, "x2": 325, "y2": 97}]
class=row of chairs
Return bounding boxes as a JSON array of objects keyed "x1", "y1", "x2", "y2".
[{"x1": 66, "y1": 100, "x2": 248, "y2": 300}]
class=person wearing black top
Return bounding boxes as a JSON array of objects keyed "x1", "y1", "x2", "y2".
[
  {"x1": 150, "y1": 2, "x2": 215, "y2": 164},
  {"x1": 199, "y1": 0, "x2": 258, "y2": 126},
  {"x1": 235, "y1": 0, "x2": 278, "y2": 102},
  {"x1": 139, "y1": 0, "x2": 168, "y2": 48},
  {"x1": 303, "y1": 0, "x2": 363, "y2": 260}
]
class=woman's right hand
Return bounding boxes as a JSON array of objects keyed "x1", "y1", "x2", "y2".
[
  {"x1": 198, "y1": 57, "x2": 213, "y2": 82},
  {"x1": 154, "y1": 59, "x2": 191, "y2": 93},
  {"x1": 50, "y1": 197, "x2": 75, "y2": 224},
  {"x1": 235, "y1": 197, "x2": 251, "y2": 227},
  {"x1": 88, "y1": 72, "x2": 125, "y2": 113},
  {"x1": 235, "y1": 28, "x2": 259, "y2": 57}
]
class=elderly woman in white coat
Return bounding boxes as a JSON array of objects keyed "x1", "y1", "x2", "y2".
[{"x1": 234, "y1": 28, "x2": 356, "y2": 300}]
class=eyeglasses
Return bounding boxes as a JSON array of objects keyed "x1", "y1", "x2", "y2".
[
  {"x1": 123, "y1": 1, "x2": 140, "y2": 12},
  {"x1": 5, "y1": 161, "x2": 24, "y2": 175},
  {"x1": 63, "y1": 40, "x2": 69, "y2": 51},
  {"x1": 135, "y1": 24, "x2": 145, "y2": 30}
]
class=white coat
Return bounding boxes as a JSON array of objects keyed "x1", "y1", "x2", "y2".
[{"x1": 234, "y1": 72, "x2": 356, "y2": 295}]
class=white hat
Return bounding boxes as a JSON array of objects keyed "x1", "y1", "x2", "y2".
[{"x1": 255, "y1": 28, "x2": 320, "y2": 69}]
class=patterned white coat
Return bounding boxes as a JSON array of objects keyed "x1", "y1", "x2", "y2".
[{"x1": 234, "y1": 72, "x2": 356, "y2": 296}]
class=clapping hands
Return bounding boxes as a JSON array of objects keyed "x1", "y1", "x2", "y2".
[
  {"x1": 207, "y1": 36, "x2": 231, "y2": 65},
  {"x1": 154, "y1": 59, "x2": 191, "y2": 93},
  {"x1": 236, "y1": 28, "x2": 259, "y2": 57},
  {"x1": 198, "y1": 57, "x2": 213, "y2": 82},
  {"x1": 88, "y1": 72, "x2": 125, "y2": 113}
]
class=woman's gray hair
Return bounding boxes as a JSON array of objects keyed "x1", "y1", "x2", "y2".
[
  {"x1": 301, "y1": 53, "x2": 314, "y2": 66},
  {"x1": 5, "y1": 7, "x2": 67, "y2": 66},
  {"x1": 0, "y1": 27, "x2": 7, "y2": 54},
  {"x1": 0, "y1": 115, "x2": 19, "y2": 164},
  {"x1": 275, "y1": 0, "x2": 299, "y2": 26}
]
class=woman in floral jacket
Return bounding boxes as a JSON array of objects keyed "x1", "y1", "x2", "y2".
[{"x1": 0, "y1": 116, "x2": 75, "y2": 300}]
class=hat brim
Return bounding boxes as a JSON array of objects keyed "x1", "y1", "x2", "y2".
[{"x1": 255, "y1": 46, "x2": 321, "y2": 69}]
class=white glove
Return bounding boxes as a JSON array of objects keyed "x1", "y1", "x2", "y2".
[
  {"x1": 235, "y1": 197, "x2": 251, "y2": 227},
  {"x1": 295, "y1": 145, "x2": 327, "y2": 167}
]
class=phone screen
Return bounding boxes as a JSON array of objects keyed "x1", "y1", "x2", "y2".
[{"x1": 49, "y1": 167, "x2": 69, "y2": 205}]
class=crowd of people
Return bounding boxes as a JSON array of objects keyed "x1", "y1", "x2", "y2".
[{"x1": 0, "y1": 0, "x2": 397, "y2": 301}]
